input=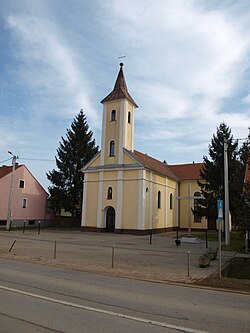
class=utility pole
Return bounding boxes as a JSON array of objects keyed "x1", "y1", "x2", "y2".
[
  {"x1": 6, "y1": 152, "x2": 18, "y2": 231},
  {"x1": 224, "y1": 139, "x2": 230, "y2": 245}
]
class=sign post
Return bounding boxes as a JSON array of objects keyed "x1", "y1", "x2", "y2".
[{"x1": 217, "y1": 200, "x2": 223, "y2": 278}]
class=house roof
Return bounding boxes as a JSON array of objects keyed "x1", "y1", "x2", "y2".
[
  {"x1": 127, "y1": 150, "x2": 179, "y2": 180},
  {"x1": 244, "y1": 157, "x2": 250, "y2": 185},
  {"x1": 101, "y1": 63, "x2": 138, "y2": 108},
  {"x1": 168, "y1": 163, "x2": 203, "y2": 180},
  {"x1": 0, "y1": 164, "x2": 22, "y2": 179}
]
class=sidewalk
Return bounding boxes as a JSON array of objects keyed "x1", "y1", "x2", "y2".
[{"x1": 0, "y1": 229, "x2": 234, "y2": 284}]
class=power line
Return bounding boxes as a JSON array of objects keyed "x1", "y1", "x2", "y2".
[
  {"x1": 19, "y1": 158, "x2": 54, "y2": 162},
  {"x1": 0, "y1": 157, "x2": 12, "y2": 164}
]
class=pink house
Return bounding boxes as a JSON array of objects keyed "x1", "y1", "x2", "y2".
[{"x1": 0, "y1": 163, "x2": 49, "y2": 227}]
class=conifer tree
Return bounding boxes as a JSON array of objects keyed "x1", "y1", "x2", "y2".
[
  {"x1": 234, "y1": 132, "x2": 250, "y2": 230},
  {"x1": 47, "y1": 110, "x2": 98, "y2": 221},
  {"x1": 196, "y1": 123, "x2": 240, "y2": 224}
]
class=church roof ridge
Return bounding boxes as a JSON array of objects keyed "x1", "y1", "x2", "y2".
[
  {"x1": 126, "y1": 149, "x2": 179, "y2": 180},
  {"x1": 101, "y1": 63, "x2": 138, "y2": 108},
  {"x1": 168, "y1": 163, "x2": 204, "y2": 180}
]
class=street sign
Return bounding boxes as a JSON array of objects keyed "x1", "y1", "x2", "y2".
[{"x1": 217, "y1": 200, "x2": 223, "y2": 221}]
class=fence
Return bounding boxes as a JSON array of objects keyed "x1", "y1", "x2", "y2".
[{"x1": 0, "y1": 231, "x2": 228, "y2": 282}]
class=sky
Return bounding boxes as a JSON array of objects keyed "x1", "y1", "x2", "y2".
[{"x1": 0, "y1": 0, "x2": 250, "y2": 191}]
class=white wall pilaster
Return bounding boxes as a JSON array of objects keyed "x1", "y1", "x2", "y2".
[
  {"x1": 97, "y1": 172, "x2": 104, "y2": 228},
  {"x1": 118, "y1": 100, "x2": 125, "y2": 164},
  {"x1": 81, "y1": 173, "x2": 88, "y2": 226},
  {"x1": 131, "y1": 106, "x2": 135, "y2": 152},
  {"x1": 165, "y1": 178, "x2": 168, "y2": 229},
  {"x1": 149, "y1": 172, "x2": 153, "y2": 229},
  {"x1": 100, "y1": 104, "x2": 107, "y2": 165},
  {"x1": 116, "y1": 171, "x2": 123, "y2": 229},
  {"x1": 138, "y1": 170, "x2": 145, "y2": 230}
]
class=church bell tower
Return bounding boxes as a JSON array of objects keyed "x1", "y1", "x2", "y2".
[{"x1": 100, "y1": 63, "x2": 138, "y2": 165}]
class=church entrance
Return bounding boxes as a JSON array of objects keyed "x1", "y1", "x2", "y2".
[{"x1": 106, "y1": 207, "x2": 115, "y2": 232}]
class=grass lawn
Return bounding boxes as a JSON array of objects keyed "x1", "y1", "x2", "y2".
[{"x1": 181, "y1": 231, "x2": 245, "y2": 252}]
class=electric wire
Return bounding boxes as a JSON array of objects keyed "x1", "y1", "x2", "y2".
[{"x1": 0, "y1": 157, "x2": 12, "y2": 164}]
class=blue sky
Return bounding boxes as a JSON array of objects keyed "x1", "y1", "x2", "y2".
[{"x1": 1, "y1": 0, "x2": 250, "y2": 190}]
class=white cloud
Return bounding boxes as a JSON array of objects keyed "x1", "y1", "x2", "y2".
[
  {"x1": 103, "y1": 0, "x2": 250, "y2": 112},
  {"x1": 5, "y1": 14, "x2": 99, "y2": 126}
]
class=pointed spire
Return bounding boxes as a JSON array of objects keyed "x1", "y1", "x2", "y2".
[{"x1": 101, "y1": 63, "x2": 138, "y2": 108}]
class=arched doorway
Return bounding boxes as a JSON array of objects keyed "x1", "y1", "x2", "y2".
[{"x1": 106, "y1": 207, "x2": 115, "y2": 232}]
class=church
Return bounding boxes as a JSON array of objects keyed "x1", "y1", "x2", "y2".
[{"x1": 81, "y1": 63, "x2": 208, "y2": 234}]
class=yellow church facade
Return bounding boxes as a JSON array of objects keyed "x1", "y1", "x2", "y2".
[{"x1": 81, "y1": 64, "x2": 208, "y2": 234}]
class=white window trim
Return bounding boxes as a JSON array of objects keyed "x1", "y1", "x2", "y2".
[
  {"x1": 170, "y1": 193, "x2": 173, "y2": 210},
  {"x1": 19, "y1": 179, "x2": 25, "y2": 189},
  {"x1": 110, "y1": 109, "x2": 117, "y2": 122},
  {"x1": 107, "y1": 186, "x2": 113, "y2": 200},
  {"x1": 22, "y1": 198, "x2": 27, "y2": 208},
  {"x1": 128, "y1": 111, "x2": 131, "y2": 124},
  {"x1": 109, "y1": 139, "x2": 116, "y2": 157}
]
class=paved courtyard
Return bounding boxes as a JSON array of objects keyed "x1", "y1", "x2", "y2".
[{"x1": 0, "y1": 229, "x2": 234, "y2": 284}]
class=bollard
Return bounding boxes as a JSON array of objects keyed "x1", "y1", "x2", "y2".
[
  {"x1": 54, "y1": 239, "x2": 57, "y2": 259},
  {"x1": 205, "y1": 229, "x2": 208, "y2": 248},
  {"x1": 149, "y1": 229, "x2": 152, "y2": 245},
  {"x1": 9, "y1": 220, "x2": 12, "y2": 232},
  {"x1": 38, "y1": 221, "x2": 41, "y2": 235},
  {"x1": 175, "y1": 227, "x2": 181, "y2": 246},
  {"x1": 9, "y1": 240, "x2": 16, "y2": 252},
  {"x1": 111, "y1": 245, "x2": 115, "y2": 268},
  {"x1": 187, "y1": 251, "x2": 190, "y2": 277},
  {"x1": 23, "y1": 221, "x2": 26, "y2": 234}
]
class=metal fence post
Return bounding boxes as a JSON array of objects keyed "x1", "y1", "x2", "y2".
[
  {"x1": 111, "y1": 245, "x2": 115, "y2": 268},
  {"x1": 23, "y1": 221, "x2": 26, "y2": 234},
  {"x1": 9, "y1": 240, "x2": 16, "y2": 252},
  {"x1": 54, "y1": 239, "x2": 57, "y2": 259},
  {"x1": 187, "y1": 251, "x2": 190, "y2": 277},
  {"x1": 149, "y1": 229, "x2": 152, "y2": 245}
]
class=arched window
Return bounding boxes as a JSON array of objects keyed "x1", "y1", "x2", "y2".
[
  {"x1": 170, "y1": 193, "x2": 173, "y2": 210},
  {"x1": 111, "y1": 109, "x2": 116, "y2": 121},
  {"x1": 158, "y1": 191, "x2": 161, "y2": 209},
  {"x1": 107, "y1": 187, "x2": 113, "y2": 200},
  {"x1": 128, "y1": 111, "x2": 131, "y2": 124},
  {"x1": 109, "y1": 140, "x2": 115, "y2": 157},
  {"x1": 194, "y1": 191, "x2": 201, "y2": 222}
]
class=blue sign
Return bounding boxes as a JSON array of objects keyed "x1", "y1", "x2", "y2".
[{"x1": 217, "y1": 200, "x2": 223, "y2": 221}]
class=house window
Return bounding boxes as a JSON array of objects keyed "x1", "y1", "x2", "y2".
[
  {"x1": 170, "y1": 193, "x2": 173, "y2": 210},
  {"x1": 158, "y1": 191, "x2": 161, "y2": 209},
  {"x1": 128, "y1": 111, "x2": 131, "y2": 124},
  {"x1": 19, "y1": 180, "x2": 25, "y2": 188},
  {"x1": 22, "y1": 198, "x2": 27, "y2": 208},
  {"x1": 111, "y1": 109, "x2": 116, "y2": 121},
  {"x1": 109, "y1": 140, "x2": 115, "y2": 157},
  {"x1": 107, "y1": 187, "x2": 113, "y2": 200},
  {"x1": 194, "y1": 191, "x2": 202, "y2": 222}
]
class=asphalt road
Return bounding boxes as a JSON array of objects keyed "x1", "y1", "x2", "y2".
[{"x1": 0, "y1": 258, "x2": 249, "y2": 333}]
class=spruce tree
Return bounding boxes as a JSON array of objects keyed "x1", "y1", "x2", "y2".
[
  {"x1": 234, "y1": 133, "x2": 250, "y2": 230},
  {"x1": 47, "y1": 110, "x2": 98, "y2": 221},
  {"x1": 197, "y1": 123, "x2": 240, "y2": 225}
]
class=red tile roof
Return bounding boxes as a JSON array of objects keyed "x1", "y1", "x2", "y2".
[
  {"x1": 128, "y1": 150, "x2": 179, "y2": 180},
  {"x1": 0, "y1": 164, "x2": 22, "y2": 179},
  {"x1": 168, "y1": 163, "x2": 203, "y2": 180},
  {"x1": 101, "y1": 63, "x2": 138, "y2": 108}
]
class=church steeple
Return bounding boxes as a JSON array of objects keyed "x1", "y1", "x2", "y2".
[
  {"x1": 101, "y1": 63, "x2": 138, "y2": 108},
  {"x1": 100, "y1": 63, "x2": 137, "y2": 166}
]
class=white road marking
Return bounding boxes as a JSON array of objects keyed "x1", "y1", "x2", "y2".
[{"x1": 0, "y1": 285, "x2": 210, "y2": 333}]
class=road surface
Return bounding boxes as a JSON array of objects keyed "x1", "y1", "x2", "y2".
[{"x1": 0, "y1": 258, "x2": 249, "y2": 333}]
